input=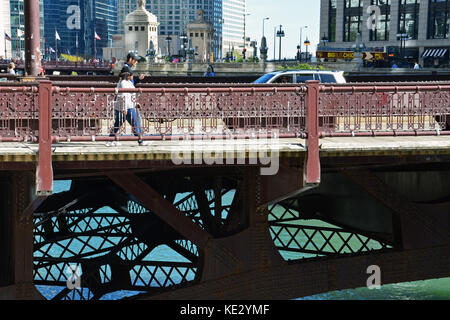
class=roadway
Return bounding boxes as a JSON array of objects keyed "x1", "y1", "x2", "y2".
[{"x1": 1, "y1": 136, "x2": 449, "y2": 165}]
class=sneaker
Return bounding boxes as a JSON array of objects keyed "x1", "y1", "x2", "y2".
[
  {"x1": 138, "y1": 140, "x2": 150, "y2": 146},
  {"x1": 106, "y1": 141, "x2": 121, "y2": 147}
]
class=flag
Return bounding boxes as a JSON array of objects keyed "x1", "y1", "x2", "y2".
[
  {"x1": 55, "y1": 30, "x2": 61, "y2": 41},
  {"x1": 17, "y1": 29, "x2": 24, "y2": 38},
  {"x1": 49, "y1": 47, "x2": 56, "y2": 53},
  {"x1": 94, "y1": 32, "x2": 101, "y2": 40},
  {"x1": 4, "y1": 33, "x2": 11, "y2": 41}
]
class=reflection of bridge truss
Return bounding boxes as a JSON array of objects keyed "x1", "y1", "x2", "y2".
[{"x1": 268, "y1": 199, "x2": 392, "y2": 261}]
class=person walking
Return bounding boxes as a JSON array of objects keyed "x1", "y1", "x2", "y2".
[
  {"x1": 8, "y1": 62, "x2": 15, "y2": 75},
  {"x1": 122, "y1": 52, "x2": 145, "y2": 85},
  {"x1": 204, "y1": 64, "x2": 215, "y2": 77},
  {"x1": 109, "y1": 68, "x2": 146, "y2": 146}
]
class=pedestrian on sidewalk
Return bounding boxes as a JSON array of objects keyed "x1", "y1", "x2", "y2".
[
  {"x1": 8, "y1": 62, "x2": 15, "y2": 75},
  {"x1": 109, "y1": 68, "x2": 146, "y2": 146},
  {"x1": 123, "y1": 52, "x2": 145, "y2": 85}
]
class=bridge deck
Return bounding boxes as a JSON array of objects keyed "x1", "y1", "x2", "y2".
[{"x1": 1, "y1": 136, "x2": 449, "y2": 164}]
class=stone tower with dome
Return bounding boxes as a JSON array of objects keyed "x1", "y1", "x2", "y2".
[
  {"x1": 124, "y1": 0, "x2": 160, "y2": 58},
  {"x1": 186, "y1": 9, "x2": 214, "y2": 63}
]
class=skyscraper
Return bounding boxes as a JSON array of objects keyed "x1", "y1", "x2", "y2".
[
  {"x1": 118, "y1": 0, "x2": 136, "y2": 34},
  {"x1": 44, "y1": 0, "x2": 118, "y2": 59},
  {"x1": 0, "y1": 0, "x2": 12, "y2": 59},
  {"x1": 10, "y1": 0, "x2": 45, "y2": 59},
  {"x1": 221, "y1": 0, "x2": 245, "y2": 59}
]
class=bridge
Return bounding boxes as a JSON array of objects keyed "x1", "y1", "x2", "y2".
[
  {"x1": 0, "y1": 61, "x2": 113, "y2": 76},
  {"x1": 0, "y1": 79, "x2": 449, "y2": 300}
]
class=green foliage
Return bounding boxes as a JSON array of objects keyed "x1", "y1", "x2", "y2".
[
  {"x1": 246, "y1": 56, "x2": 260, "y2": 63},
  {"x1": 278, "y1": 63, "x2": 327, "y2": 71},
  {"x1": 235, "y1": 52, "x2": 244, "y2": 63}
]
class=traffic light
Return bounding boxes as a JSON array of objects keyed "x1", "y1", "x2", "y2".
[{"x1": 242, "y1": 48, "x2": 247, "y2": 59}]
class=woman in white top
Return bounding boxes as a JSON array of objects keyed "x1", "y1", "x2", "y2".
[
  {"x1": 8, "y1": 62, "x2": 15, "y2": 75},
  {"x1": 110, "y1": 70, "x2": 145, "y2": 145}
]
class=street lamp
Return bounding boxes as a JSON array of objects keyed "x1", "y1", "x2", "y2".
[
  {"x1": 243, "y1": 13, "x2": 251, "y2": 60},
  {"x1": 220, "y1": 19, "x2": 224, "y2": 60},
  {"x1": 276, "y1": 25, "x2": 285, "y2": 61},
  {"x1": 352, "y1": 33, "x2": 365, "y2": 71},
  {"x1": 396, "y1": 30, "x2": 408, "y2": 65},
  {"x1": 180, "y1": 34, "x2": 188, "y2": 61},
  {"x1": 166, "y1": 36, "x2": 172, "y2": 57},
  {"x1": 299, "y1": 26, "x2": 308, "y2": 62},
  {"x1": 304, "y1": 38, "x2": 311, "y2": 62},
  {"x1": 262, "y1": 17, "x2": 270, "y2": 38}
]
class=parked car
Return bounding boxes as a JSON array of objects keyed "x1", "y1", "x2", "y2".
[{"x1": 254, "y1": 70, "x2": 346, "y2": 84}]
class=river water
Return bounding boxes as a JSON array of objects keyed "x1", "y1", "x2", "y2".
[{"x1": 35, "y1": 181, "x2": 450, "y2": 300}]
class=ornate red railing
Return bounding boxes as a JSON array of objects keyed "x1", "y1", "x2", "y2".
[
  {"x1": 319, "y1": 84, "x2": 450, "y2": 137},
  {"x1": 50, "y1": 85, "x2": 308, "y2": 141},
  {"x1": 1, "y1": 80, "x2": 450, "y2": 195},
  {"x1": 2, "y1": 81, "x2": 449, "y2": 142}
]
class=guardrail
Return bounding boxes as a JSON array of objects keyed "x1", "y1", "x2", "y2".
[
  {"x1": 1, "y1": 81, "x2": 449, "y2": 142},
  {"x1": 0, "y1": 80, "x2": 449, "y2": 194}
]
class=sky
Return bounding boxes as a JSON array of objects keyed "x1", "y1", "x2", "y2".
[{"x1": 245, "y1": 0, "x2": 321, "y2": 60}]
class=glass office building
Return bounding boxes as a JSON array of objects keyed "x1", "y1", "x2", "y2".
[
  {"x1": 320, "y1": 0, "x2": 450, "y2": 66},
  {"x1": 44, "y1": 0, "x2": 117, "y2": 59},
  {"x1": 10, "y1": 0, "x2": 45, "y2": 59},
  {"x1": 221, "y1": 0, "x2": 245, "y2": 58}
]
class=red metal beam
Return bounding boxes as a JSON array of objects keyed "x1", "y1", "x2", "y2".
[
  {"x1": 24, "y1": 0, "x2": 42, "y2": 76},
  {"x1": 107, "y1": 171, "x2": 211, "y2": 249},
  {"x1": 261, "y1": 166, "x2": 306, "y2": 206},
  {"x1": 305, "y1": 80, "x2": 321, "y2": 185},
  {"x1": 36, "y1": 81, "x2": 53, "y2": 195}
]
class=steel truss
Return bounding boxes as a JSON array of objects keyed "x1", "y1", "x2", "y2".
[{"x1": 33, "y1": 173, "x2": 242, "y2": 300}]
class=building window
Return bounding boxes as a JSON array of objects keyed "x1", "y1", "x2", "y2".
[
  {"x1": 343, "y1": 0, "x2": 363, "y2": 42},
  {"x1": 428, "y1": 0, "x2": 450, "y2": 39},
  {"x1": 141, "y1": 26, "x2": 145, "y2": 31},
  {"x1": 399, "y1": 0, "x2": 420, "y2": 39},
  {"x1": 129, "y1": 26, "x2": 133, "y2": 31},
  {"x1": 370, "y1": 0, "x2": 390, "y2": 41},
  {"x1": 328, "y1": 0, "x2": 337, "y2": 42},
  {"x1": 135, "y1": 26, "x2": 139, "y2": 31}
]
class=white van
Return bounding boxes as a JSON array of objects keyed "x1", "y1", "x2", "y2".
[{"x1": 254, "y1": 70, "x2": 346, "y2": 84}]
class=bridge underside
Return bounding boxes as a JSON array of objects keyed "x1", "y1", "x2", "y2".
[{"x1": 0, "y1": 153, "x2": 449, "y2": 300}]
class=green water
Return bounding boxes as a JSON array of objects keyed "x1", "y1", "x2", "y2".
[
  {"x1": 268, "y1": 206, "x2": 450, "y2": 300},
  {"x1": 300, "y1": 277, "x2": 450, "y2": 300}
]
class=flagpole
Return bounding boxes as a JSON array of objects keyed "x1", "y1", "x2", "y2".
[
  {"x1": 55, "y1": 27, "x2": 58, "y2": 64},
  {"x1": 94, "y1": 30, "x2": 97, "y2": 60},
  {"x1": 76, "y1": 33, "x2": 79, "y2": 67}
]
